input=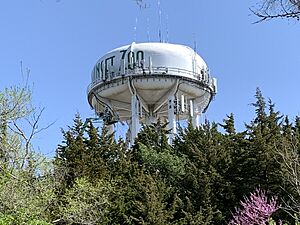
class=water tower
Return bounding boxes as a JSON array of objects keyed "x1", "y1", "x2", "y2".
[{"x1": 87, "y1": 42, "x2": 217, "y2": 144}]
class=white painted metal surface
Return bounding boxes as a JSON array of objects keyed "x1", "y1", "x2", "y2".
[
  {"x1": 168, "y1": 95, "x2": 176, "y2": 144},
  {"x1": 87, "y1": 42, "x2": 217, "y2": 145}
]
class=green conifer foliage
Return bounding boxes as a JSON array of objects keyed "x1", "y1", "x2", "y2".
[
  {"x1": 173, "y1": 121, "x2": 230, "y2": 224},
  {"x1": 51, "y1": 90, "x2": 300, "y2": 224},
  {"x1": 220, "y1": 113, "x2": 236, "y2": 135},
  {"x1": 55, "y1": 114, "x2": 87, "y2": 189},
  {"x1": 242, "y1": 90, "x2": 283, "y2": 194},
  {"x1": 124, "y1": 121, "x2": 187, "y2": 223}
]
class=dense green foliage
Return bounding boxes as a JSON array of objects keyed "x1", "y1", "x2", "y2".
[{"x1": 2, "y1": 86, "x2": 300, "y2": 224}]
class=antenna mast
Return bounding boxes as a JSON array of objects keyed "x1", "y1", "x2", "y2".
[
  {"x1": 166, "y1": 14, "x2": 169, "y2": 43},
  {"x1": 158, "y1": 0, "x2": 162, "y2": 42},
  {"x1": 193, "y1": 33, "x2": 197, "y2": 53},
  {"x1": 134, "y1": 17, "x2": 138, "y2": 42},
  {"x1": 147, "y1": 17, "x2": 151, "y2": 41}
]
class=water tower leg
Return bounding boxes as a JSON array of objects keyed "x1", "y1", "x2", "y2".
[
  {"x1": 192, "y1": 100, "x2": 200, "y2": 128},
  {"x1": 192, "y1": 114, "x2": 200, "y2": 128},
  {"x1": 131, "y1": 94, "x2": 140, "y2": 144},
  {"x1": 106, "y1": 124, "x2": 115, "y2": 135},
  {"x1": 168, "y1": 95, "x2": 177, "y2": 144}
]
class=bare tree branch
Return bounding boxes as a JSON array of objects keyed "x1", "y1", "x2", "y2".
[
  {"x1": 251, "y1": 0, "x2": 300, "y2": 22},
  {"x1": 275, "y1": 137, "x2": 300, "y2": 219},
  {"x1": 7, "y1": 107, "x2": 55, "y2": 170}
]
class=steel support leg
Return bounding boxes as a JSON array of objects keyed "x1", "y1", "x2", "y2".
[
  {"x1": 192, "y1": 114, "x2": 200, "y2": 128},
  {"x1": 106, "y1": 124, "x2": 115, "y2": 135},
  {"x1": 168, "y1": 95, "x2": 177, "y2": 144},
  {"x1": 131, "y1": 94, "x2": 140, "y2": 145},
  {"x1": 191, "y1": 101, "x2": 200, "y2": 128}
]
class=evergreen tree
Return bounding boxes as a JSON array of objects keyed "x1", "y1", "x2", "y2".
[
  {"x1": 219, "y1": 114, "x2": 249, "y2": 219},
  {"x1": 174, "y1": 121, "x2": 230, "y2": 224},
  {"x1": 243, "y1": 89, "x2": 283, "y2": 194},
  {"x1": 133, "y1": 121, "x2": 186, "y2": 181},
  {"x1": 55, "y1": 114, "x2": 87, "y2": 189},
  {"x1": 51, "y1": 90, "x2": 300, "y2": 224},
  {"x1": 127, "y1": 121, "x2": 187, "y2": 224}
]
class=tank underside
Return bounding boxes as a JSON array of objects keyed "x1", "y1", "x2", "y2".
[{"x1": 88, "y1": 74, "x2": 214, "y2": 123}]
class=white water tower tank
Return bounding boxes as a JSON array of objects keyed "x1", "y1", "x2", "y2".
[{"x1": 87, "y1": 42, "x2": 217, "y2": 144}]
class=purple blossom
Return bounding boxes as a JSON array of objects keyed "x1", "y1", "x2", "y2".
[{"x1": 229, "y1": 188, "x2": 279, "y2": 225}]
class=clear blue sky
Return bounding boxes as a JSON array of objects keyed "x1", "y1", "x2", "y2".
[{"x1": 1, "y1": 0, "x2": 300, "y2": 156}]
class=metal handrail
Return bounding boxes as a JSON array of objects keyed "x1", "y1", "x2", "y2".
[{"x1": 87, "y1": 66, "x2": 214, "y2": 94}]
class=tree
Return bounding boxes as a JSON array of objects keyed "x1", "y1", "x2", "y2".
[
  {"x1": 251, "y1": 0, "x2": 300, "y2": 22},
  {"x1": 0, "y1": 79, "x2": 56, "y2": 224},
  {"x1": 0, "y1": 166, "x2": 55, "y2": 224},
  {"x1": 229, "y1": 188, "x2": 279, "y2": 225},
  {"x1": 0, "y1": 83, "x2": 33, "y2": 171},
  {"x1": 274, "y1": 125, "x2": 300, "y2": 220},
  {"x1": 57, "y1": 177, "x2": 113, "y2": 225},
  {"x1": 54, "y1": 115, "x2": 128, "y2": 189},
  {"x1": 109, "y1": 165, "x2": 179, "y2": 225},
  {"x1": 173, "y1": 121, "x2": 232, "y2": 224},
  {"x1": 238, "y1": 89, "x2": 283, "y2": 195},
  {"x1": 133, "y1": 121, "x2": 186, "y2": 181}
]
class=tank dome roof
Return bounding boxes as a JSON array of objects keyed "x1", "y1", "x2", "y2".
[{"x1": 91, "y1": 42, "x2": 209, "y2": 83}]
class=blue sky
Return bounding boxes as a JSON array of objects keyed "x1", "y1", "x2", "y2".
[{"x1": 1, "y1": 0, "x2": 300, "y2": 156}]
